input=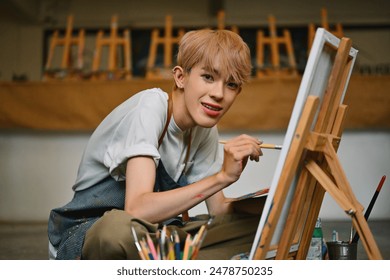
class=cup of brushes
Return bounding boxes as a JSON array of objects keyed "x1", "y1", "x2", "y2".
[{"x1": 132, "y1": 218, "x2": 212, "y2": 260}]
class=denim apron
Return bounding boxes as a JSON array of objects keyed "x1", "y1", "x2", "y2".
[{"x1": 48, "y1": 93, "x2": 192, "y2": 259}]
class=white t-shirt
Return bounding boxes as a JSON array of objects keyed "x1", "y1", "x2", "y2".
[{"x1": 73, "y1": 88, "x2": 223, "y2": 191}]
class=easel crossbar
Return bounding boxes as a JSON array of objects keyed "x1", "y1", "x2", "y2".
[
  {"x1": 305, "y1": 159, "x2": 356, "y2": 215},
  {"x1": 304, "y1": 137, "x2": 383, "y2": 259}
]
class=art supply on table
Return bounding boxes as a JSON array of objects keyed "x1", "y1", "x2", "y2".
[
  {"x1": 190, "y1": 217, "x2": 213, "y2": 260},
  {"x1": 146, "y1": 232, "x2": 158, "y2": 260},
  {"x1": 306, "y1": 218, "x2": 324, "y2": 260},
  {"x1": 159, "y1": 225, "x2": 167, "y2": 259},
  {"x1": 182, "y1": 234, "x2": 192, "y2": 260},
  {"x1": 173, "y1": 230, "x2": 181, "y2": 260},
  {"x1": 131, "y1": 226, "x2": 146, "y2": 260},
  {"x1": 231, "y1": 252, "x2": 250, "y2": 260},
  {"x1": 140, "y1": 237, "x2": 153, "y2": 260},
  {"x1": 332, "y1": 230, "x2": 339, "y2": 242},
  {"x1": 326, "y1": 241, "x2": 357, "y2": 260},
  {"x1": 132, "y1": 217, "x2": 213, "y2": 260},
  {"x1": 226, "y1": 188, "x2": 269, "y2": 202},
  {"x1": 351, "y1": 175, "x2": 386, "y2": 244},
  {"x1": 218, "y1": 140, "x2": 282, "y2": 150}
]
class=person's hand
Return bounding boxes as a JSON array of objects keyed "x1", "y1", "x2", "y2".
[{"x1": 219, "y1": 134, "x2": 263, "y2": 184}]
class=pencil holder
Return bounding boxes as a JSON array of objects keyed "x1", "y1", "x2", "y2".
[
  {"x1": 326, "y1": 241, "x2": 357, "y2": 260},
  {"x1": 132, "y1": 222, "x2": 209, "y2": 260}
]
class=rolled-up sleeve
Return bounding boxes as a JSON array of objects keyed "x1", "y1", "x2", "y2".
[{"x1": 103, "y1": 93, "x2": 167, "y2": 181}]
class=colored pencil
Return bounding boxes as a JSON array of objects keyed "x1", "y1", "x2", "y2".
[
  {"x1": 182, "y1": 234, "x2": 192, "y2": 260},
  {"x1": 190, "y1": 217, "x2": 213, "y2": 259},
  {"x1": 169, "y1": 242, "x2": 176, "y2": 260},
  {"x1": 146, "y1": 232, "x2": 158, "y2": 260},
  {"x1": 132, "y1": 220, "x2": 211, "y2": 260},
  {"x1": 173, "y1": 230, "x2": 181, "y2": 260},
  {"x1": 160, "y1": 226, "x2": 167, "y2": 260},
  {"x1": 131, "y1": 226, "x2": 146, "y2": 260},
  {"x1": 140, "y1": 238, "x2": 152, "y2": 260}
]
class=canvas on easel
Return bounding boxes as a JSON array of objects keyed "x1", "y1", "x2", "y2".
[{"x1": 248, "y1": 28, "x2": 382, "y2": 260}]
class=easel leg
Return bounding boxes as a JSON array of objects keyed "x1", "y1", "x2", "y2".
[
  {"x1": 305, "y1": 143, "x2": 383, "y2": 260},
  {"x1": 275, "y1": 166, "x2": 313, "y2": 259},
  {"x1": 295, "y1": 175, "x2": 326, "y2": 259},
  {"x1": 252, "y1": 96, "x2": 320, "y2": 260},
  {"x1": 323, "y1": 140, "x2": 383, "y2": 259}
]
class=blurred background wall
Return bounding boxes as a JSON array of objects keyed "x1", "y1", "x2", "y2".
[{"x1": 0, "y1": 0, "x2": 389, "y2": 221}]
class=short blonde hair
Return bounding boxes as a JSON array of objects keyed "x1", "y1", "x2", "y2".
[{"x1": 176, "y1": 29, "x2": 252, "y2": 85}]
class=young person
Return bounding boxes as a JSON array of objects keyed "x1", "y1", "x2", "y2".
[{"x1": 48, "y1": 28, "x2": 265, "y2": 260}]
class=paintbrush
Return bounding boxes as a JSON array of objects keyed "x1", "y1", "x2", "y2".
[
  {"x1": 219, "y1": 140, "x2": 282, "y2": 150},
  {"x1": 350, "y1": 175, "x2": 386, "y2": 244}
]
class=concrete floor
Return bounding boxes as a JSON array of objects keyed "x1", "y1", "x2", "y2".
[{"x1": 0, "y1": 219, "x2": 389, "y2": 260}]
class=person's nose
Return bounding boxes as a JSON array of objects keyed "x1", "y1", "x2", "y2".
[{"x1": 209, "y1": 81, "x2": 224, "y2": 100}]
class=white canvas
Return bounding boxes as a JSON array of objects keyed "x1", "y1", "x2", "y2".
[{"x1": 249, "y1": 28, "x2": 358, "y2": 259}]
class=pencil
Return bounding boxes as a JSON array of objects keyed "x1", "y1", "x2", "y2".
[
  {"x1": 190, "y1": 226, "x2": 205, "y2": 260},
  {"x1": 173, "y1": 230, "x2": 181, "y2": 260},
  {"x1": 351, "y1": 175, "x2": 386, "y2": 244},
  {"x1": 191, "y1": 217, "x2": 213, "y2": 259},
  {"x1": 146, "y1": 232, "x2": 158, "y2": 260},
  {"x1": 182, "y1": 234, "x2": 192, "y2": 260},
  {"x1": 160, "y1": 226, "x2": 167, "y2": 260},
  {"x1": 193, "y1": 224, "x2": 206, "y2": 245},
  {"x1": 155, "y1": 230, "x2": 161, "y2": 260},
  {"x1": 218, "y1": 140, "x2": 282, "y2": 150},
  {"x1": 140, "y1": 238, "x2": 152, "y2": 260},
  {"x1": 131, "y1": 226, "x2": 146, "y2": 260}
]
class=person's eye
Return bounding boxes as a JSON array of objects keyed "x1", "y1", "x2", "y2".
[
  {"x1": 227, "y1": 81, "x2": 239, "y2": 90},
  {"x1": 202, "y1": 74, "x2": 214, "y2": 82}
]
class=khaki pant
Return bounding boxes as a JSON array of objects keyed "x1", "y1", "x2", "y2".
[{"x1": 82, "y1": 209, "x2": 260, "y2": 260}]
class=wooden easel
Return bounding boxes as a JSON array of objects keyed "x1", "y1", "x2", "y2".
[
  {"x1": 252, "y1": 36, "x2": 382, "y2": 260},
  {"x1": 44, "y1": 15, "x2": 85, "y2": 80},
  {"x1": 146, "y1": 15, "x2": 184, "y2": 79},
  {"x1": 216, "y1": 10, "x2": 239, "y2": 33},
  {"x1": 308, "y1": 8, "x2": 344, "y2": 52},
  {"x1": 91, "y1": 15, "x2": 132, "y2": 80},
  {"x1": 256, "y1": 15, "x2": 297, "y2": 77}
]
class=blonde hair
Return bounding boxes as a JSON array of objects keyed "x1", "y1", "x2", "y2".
[{"x1": 176, "y1": 29, "x2": 252, "y2": 85}]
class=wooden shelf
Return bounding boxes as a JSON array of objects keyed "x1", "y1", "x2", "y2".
[{"x1": 0, "y1": 75, "x2": 389, "y2": 132}]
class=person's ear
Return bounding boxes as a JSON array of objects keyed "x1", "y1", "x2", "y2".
[{"x1": 172, "y1": 66, "x2": 185, "y2": 89}]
